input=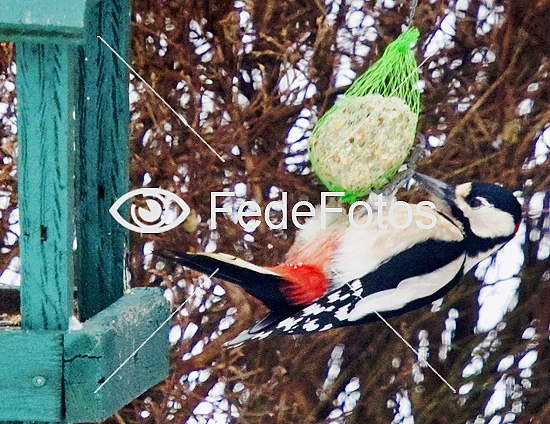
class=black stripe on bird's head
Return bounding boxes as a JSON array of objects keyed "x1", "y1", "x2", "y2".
[
  {"x1": 414, "y1": 173, "x2": 522, "y2": 240},
  {"x1": 456, "y1": 181, "x2": 522, "y2": 239}
]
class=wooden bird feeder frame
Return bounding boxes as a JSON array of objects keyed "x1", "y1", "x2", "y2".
[{"x1": 0, "y1": 1, "x2": 170, "y2": 421}]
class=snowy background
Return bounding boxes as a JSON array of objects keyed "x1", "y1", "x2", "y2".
[{"x1": 1, "y1": 0, "x2": 550, "y2": 422}]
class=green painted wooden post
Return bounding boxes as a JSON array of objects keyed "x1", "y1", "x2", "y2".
[
  {"x1": 5, "y1": 38, "x2": 78, "y2": 422},
  {"x1": 0, "y1": 40, "x2": 78, "y2": 421},
  {"x1": 76, "y1": 0, "x2": 130, "y2": 321},
  {"x1": 17, "y1": 42, "x2": 77, "y2": 331},
  {"x1": 0, "y1": 1, "x2": 170, "y2": 422}
]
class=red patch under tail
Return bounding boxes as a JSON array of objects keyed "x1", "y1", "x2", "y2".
[{"x1": 266, "y1": 263, "x2": 328, "y2": 306}]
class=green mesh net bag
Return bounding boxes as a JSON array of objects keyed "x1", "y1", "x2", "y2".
[{"x1": 308, "y1": 28, "x2": 421, "y2": 203}]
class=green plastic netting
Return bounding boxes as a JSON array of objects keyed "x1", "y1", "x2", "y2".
[
  {"x1": 345, "y1": 27, "x2": 421, "y2": 113},
  {"x1": 308, "y1": 28, "x2": 421, "y2": 203}
]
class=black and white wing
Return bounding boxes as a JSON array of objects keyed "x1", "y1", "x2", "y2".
[{"x1": 226, "y1": 239, "x2": 467, "y2": 346}]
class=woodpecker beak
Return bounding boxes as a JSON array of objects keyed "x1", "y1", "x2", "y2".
[{"x1": 414, "y1": 173, "x2": 454, "y2": 202}]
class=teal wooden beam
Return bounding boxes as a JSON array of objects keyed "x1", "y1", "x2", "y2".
[
  {"x1": 17, "y1": 42, "x2": 77, "y2": 331},
  {"x1": 0, "y1": 0, "x2": 100, "y2": 44},
  {"x1": 64, "y1": 288, "x2": 170, "y2": 422},
  {"x1": 0, "y1": 331, "x2": 64, "y2": 421},
  {"x1": 75, "y1": 0, "x2": 130, "y2": 320}
]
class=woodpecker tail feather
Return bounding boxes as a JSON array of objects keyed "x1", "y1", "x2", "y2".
[{"x1": 158, "y1": 250, "x2": 300, "y2": 313}]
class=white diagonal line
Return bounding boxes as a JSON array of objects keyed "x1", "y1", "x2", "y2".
[
  {"x1": 371, "y1": 309, "x2": 457, "y2": 393},
  {"x1": 97, "y1": 36, "x2": 225, "y2": 163},
  {"x1": 336, "y1": 272, "x2": 457, "y2": 393},
  {"x1": 94, "y1": 268, "x2": 219, "y2": 393}
]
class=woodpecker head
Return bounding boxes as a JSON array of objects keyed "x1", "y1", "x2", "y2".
[{"x1": 414, "y1": 173, "x2": 522, "y2": 240}]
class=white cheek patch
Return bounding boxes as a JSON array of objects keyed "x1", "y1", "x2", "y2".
[{"x1": 467, "y1": 207, "x2": 516, "y2": 239}]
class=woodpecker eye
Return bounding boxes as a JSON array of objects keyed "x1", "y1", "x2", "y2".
[{"x1": 468, "y1": 196, "x2": 490, "y2": 208}]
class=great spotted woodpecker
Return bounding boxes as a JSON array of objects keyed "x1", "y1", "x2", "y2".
[{"x1": 160, "y1": 173, "x2": 522, "y2": 346}]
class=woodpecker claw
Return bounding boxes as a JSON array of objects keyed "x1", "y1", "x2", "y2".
[{"x1": 377, "y1": 135, "x2": 426, "y2": 196}]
